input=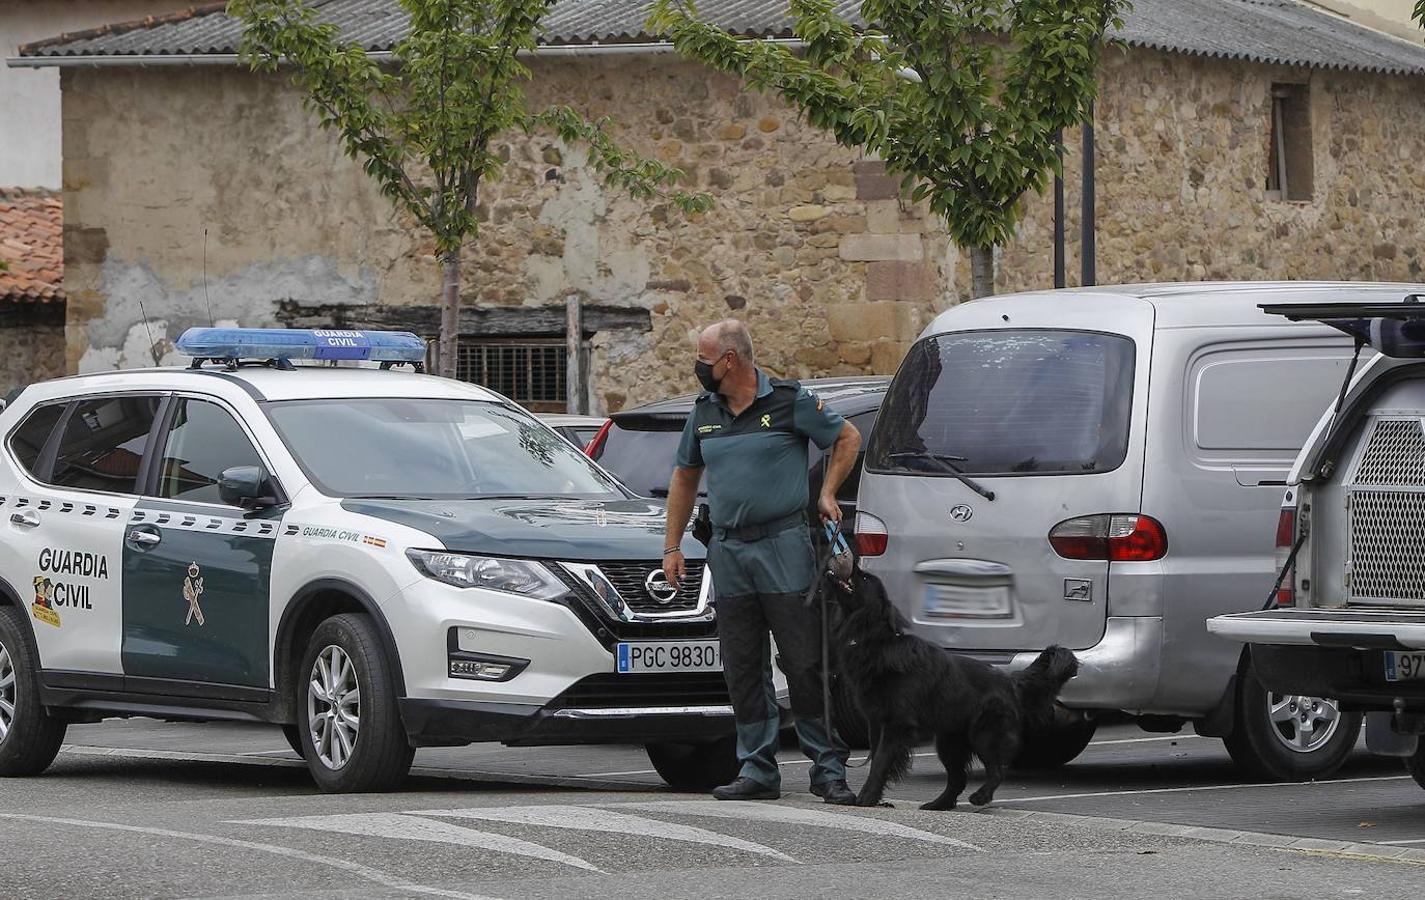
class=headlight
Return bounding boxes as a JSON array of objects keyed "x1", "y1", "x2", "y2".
[{"x1": 406, "y1": 550, "x2": 566, "y2": 600}]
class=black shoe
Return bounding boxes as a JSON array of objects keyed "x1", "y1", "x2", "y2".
[
  {"x1": 712, "y1": 777, "x2": 780, "y2": 801},
  {"x1": 811, "y1": 779, "x2": 857, "y2": 806}
]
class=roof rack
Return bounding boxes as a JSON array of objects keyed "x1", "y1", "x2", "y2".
[{"x1": 175, "y1": 327, "x2": 427, "y2": 372}]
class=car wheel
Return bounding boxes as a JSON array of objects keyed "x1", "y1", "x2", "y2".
[
  {"x1": 297, "y1": 613, "x2": 413, "y2": 793},
  {"x1": 0, "y1": 606, "x2": 67, "y2": 777},
  {"x1": 1406, "y1": 743, "x2": 1425, "y2": 791},
  {"x1": 1012, "y1": 705, "x2": 1097, "y2": 769},
  {"x1": 1224, "y1": 662, "x2": 1360, "y2": 782},
  {"x1": 281, "y1": 724, "x2": 306, "y2": 759},
  {"x1": 646, "y1": 735, "x2": 741, "y2": 791}
]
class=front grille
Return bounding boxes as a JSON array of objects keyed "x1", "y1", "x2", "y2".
[
  {"x1": 552, "y1": 566, "x2": 718, "y2": 647},
  {"x1": 546, "y1": 672, "x2": 730, "y2": 709},
  {"x1": 1348, "y1": 490, "x2": 1425, "y2": 604},
  {"x1": 599, "y1": 560, "x2": 705, "y2": 613},
  {"x1": 1354, "y1": 418, "x2": 1425, "y2": 485}
]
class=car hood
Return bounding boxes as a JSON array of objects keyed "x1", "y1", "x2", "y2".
[{"x1": 340, "y1": 496, "x2": 700, "y2": 561}]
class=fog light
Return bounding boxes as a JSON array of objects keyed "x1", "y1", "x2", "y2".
[{"x1": 450, "y1": 660, "x2": 512, "y2": 680}]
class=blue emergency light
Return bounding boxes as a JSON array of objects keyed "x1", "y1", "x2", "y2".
[{"x1": 175, "y1": 327, "x2": 427, "y2": 367}]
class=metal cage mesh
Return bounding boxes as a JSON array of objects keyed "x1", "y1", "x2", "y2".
[
  {"x1": 1353, "y1": 418, "x2": 1425, "y2": 485},
  {"x1": 1348, "y1": 491, "x2": 1425, "y2": 603}
]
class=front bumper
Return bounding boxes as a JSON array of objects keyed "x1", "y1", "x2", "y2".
[{"x1": 400, "y1": 698, "x2": 735, "y2": 747}]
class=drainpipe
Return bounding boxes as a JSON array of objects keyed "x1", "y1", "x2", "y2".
[
  {"x1": 1080, "y1": 102, "x2": 1097, "y2": 288},
  {"x1": 1053, "y1": 128, "x2": 1066, "y2": 290}
]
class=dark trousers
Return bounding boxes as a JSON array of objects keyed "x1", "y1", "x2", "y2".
[{"x1": 709, "y1": 528, "x2": 848, "y2": 789}]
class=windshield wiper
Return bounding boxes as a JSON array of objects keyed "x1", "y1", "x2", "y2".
[{"x1": 888, "y1": 452, "x2": 996, "y2": 502}]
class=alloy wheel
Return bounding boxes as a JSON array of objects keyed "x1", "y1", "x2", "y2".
[
  {"x1": 1267, "y1": 692, "x2": 1341, "y2": 754},
  {"x1": 0, "y1": 638, "x2": 14, "y2": 744},
  {"x1": 307, "y1": 645, "x2": 361, "y2": 770}
]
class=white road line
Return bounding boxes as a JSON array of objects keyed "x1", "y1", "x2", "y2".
[
  {"x1": 0, "y1": 813, "x2": 492, "y2": 900},
  {"x1": 614, "y1": 800, "x2": 983, "y2": 851},
  {"x1": 1089, "y1": 734, "x2": 1204, "y2": 746},
  {"x1": 571, "y1": 768, "x2": 659, "y2": 778},
  {"x1": 1378, "y1": 838, "x2": 1425, "y2": 845},
  {"x1": 233, "y1": 812, "x2": 602, "y2": 873},
  {"x1": 995, "y1": 773, "x2": 1412, "y2": 804},
  {"x1": 424, "y1": 805, "x2": 797, "y2": 862}
]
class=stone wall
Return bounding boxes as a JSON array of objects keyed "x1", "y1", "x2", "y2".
[
  {"x1": 0, "y1": 301, "x2": 66, "y2": 395},
  {"x1": 60, "y1": 47, "x2": 1425, "y2": 412}
]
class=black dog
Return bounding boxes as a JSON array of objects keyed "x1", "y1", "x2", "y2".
[{"x1": 829, "y1": 570, "x2": 1079, "y2": 809}]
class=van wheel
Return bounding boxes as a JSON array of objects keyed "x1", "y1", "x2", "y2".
[
  {"x1": 1406, "y1": 744, "x2": 1425, "y2": 790},
  {"x1": 646, "y1": 735, "x2": 740, "y2": 790},
  {"x1": 297, "y1": 614, "x2": 414, "y2": 793},
  {"x1": 1224, "y1": 663, "x2": 1360, "y2": 782},
  {"x1": 0, "y1": 606, "x2": 67, "y2": 777},
  {"x1": 1013, "y1": 706, "x2": 1097, "y2": 769}
]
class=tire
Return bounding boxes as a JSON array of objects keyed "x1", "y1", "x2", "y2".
[
  {"x1": 281, "y1": 724, "x2": 306, "y2": 759},
  {"x1": 646, "y1": 735, "x2": 741, "y2": 791},
  {"x1": 1406, "y1": 743, "x2": 1425, "y2": 791},
  {"x1": 296, "y1": 613, "x2": 414, "y2": 793},
  {"x1": 0, "y1": 605, "x2": 67, "y2": 777},
  {"x1": 1224, "y1": 662, "x2": 1361, "y2": 782},
  {"x1": 1013, "y1": 705, "x2": 1097, "y2": 770}
]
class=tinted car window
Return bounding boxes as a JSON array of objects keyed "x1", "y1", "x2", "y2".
[
  {"x1": 594, "y1": 424, "x2": 697, "y2": 498},
  {"x1": 8, "y1": 402, "x2": 66, "y2": 480},
  {"x1": 157, "y1": 399, "x2": 264, "y2": 504},
  {"x1": 51, "y1": 395, "x2": 161, "y2": 493},
  {"x1": 868, "y1": 330, "x2": 1135, "y2": 476}
]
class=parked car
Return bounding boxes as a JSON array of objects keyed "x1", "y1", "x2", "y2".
[
  {"x1": 0, "y1": 328, "x2": 737, "y2": 793},
  {"x1": 854, "y1": 282, "x2": 1425, "y2": 778},
  {"x1": 537, "y1": 413, "x2": 607, "y2": 449},
  {"x1": 1209, "y1": 293, "x2": 1425, "y2": 789},
  {"x1": 588, "y1": 376, "x2": 890, "y2": 533}
]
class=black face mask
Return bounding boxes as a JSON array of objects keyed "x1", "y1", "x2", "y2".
[{"x1": 694, "y1": 358, "x2": 722, "y2": 393}]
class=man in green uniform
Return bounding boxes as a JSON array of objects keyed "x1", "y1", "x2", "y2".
[{"x1": 664, "y1": 319, "x2": 861, "y2": 803}]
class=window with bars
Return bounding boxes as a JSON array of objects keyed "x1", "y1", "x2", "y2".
[{"x1": 455, "y1": 339, "x2": 567, "y2": 412}]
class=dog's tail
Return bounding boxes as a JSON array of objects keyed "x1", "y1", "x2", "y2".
[{"x1": 1011, "y1": 645, "x2": 1080, "y2": 725}]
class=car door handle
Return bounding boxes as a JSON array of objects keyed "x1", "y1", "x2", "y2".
[
  {"x1": 10, "y1": 510, "x2": 40, "y2": 528},
  {"x1": 126, "y1": 525, "x2": 162, "y2": 549}
]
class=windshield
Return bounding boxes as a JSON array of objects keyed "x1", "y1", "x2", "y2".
[
  {"x1": 594, "y1": 421, "x2": 705, "y2": 498},
  {"x1": 266, "y1": 398, "x2": 625, "y2": 500},
  {"x1": 867, "y1": 329, "x2": 1135, "y2": 477}
]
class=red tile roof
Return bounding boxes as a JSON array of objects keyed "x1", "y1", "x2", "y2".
[{"x1": 0, "y1": 189, "x2": 64, "y2": 303}]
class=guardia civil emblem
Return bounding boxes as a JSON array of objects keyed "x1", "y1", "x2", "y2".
[{"x1": 183, "y1": 562, "x2": 206, "y2": 626}]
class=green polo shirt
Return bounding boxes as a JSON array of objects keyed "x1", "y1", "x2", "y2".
[{"x1": 675, "y1": 370, "x2": 846, "y2": 529}]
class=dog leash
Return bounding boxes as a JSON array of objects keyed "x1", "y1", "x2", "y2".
[{"x1": 808, "y1": 521, "x2": 874, "y2": 769}]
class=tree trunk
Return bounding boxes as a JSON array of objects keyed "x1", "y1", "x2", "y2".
[
  {"x1": 970, "y1": 246, "x2": 995, "y2": 299},
  {"x1": 438, "y1": 250, "x2": 461, "y2": 379}
]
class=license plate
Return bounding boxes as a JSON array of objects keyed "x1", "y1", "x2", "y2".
[
  {"x1": 617, "y1": 641, "x2": 722, "y2": 673},
  {"x1": 1384, "y1": 651, "x2": 1425, "y2": 682},
  {"x1": 923, "y1": 583, "x2": 1012, "y2": 619}
]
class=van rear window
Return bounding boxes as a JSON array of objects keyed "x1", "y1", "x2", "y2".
[{"x1": 867, "y1": 330, "x2": 1135, "y2": 477}]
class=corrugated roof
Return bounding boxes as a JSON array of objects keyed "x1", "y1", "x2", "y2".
[
  {"x1": 17, "y1": 0, "x2": 1425, "y2": 77},
  {"x1": 0, "y1": 190, "x2": 64, "y2": 304}
]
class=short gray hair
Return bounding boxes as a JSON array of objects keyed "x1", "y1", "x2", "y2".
[{"x1": 714, "y1": 319, "x2": 755, "y2": 364}]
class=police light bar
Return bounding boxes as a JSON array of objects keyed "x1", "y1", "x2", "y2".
[{"x1": 175, "y1": 328, "x2": 427, "y2": 365}]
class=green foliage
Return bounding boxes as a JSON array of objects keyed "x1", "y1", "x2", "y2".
[
  {"x1": 229, "y1": 0, "x2": 710, "y2": 256},
  {"x1": 648, "y1": 0, "x2": 1128, "y2": 253},
  {"x1": 1415, "y1": 1, "x2": 1424, "y2": 27}
]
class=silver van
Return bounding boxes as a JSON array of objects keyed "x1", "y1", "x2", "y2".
[{"x1": 855, "y1": 282, "x2": 1425, "y2": 779}]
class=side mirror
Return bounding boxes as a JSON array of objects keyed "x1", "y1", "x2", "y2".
[{"x1": 218, "y1": 465, "x2": 277, "y2": 509}]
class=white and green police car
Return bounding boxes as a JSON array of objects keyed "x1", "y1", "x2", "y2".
[{"x1": 0, "y1": 329, "x2": 734, "y2": 792}]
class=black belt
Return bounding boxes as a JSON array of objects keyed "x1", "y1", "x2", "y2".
[{"x1": 714, "y1": 511, "x2": 806, "y2": 543}]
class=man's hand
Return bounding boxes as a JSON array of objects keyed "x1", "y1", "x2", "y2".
[
  {"x1": 664, "y1": 549, "x2": 686, "y2": 584},
  {"x1": 818, "y1": 492, "x2": 842, "y2": 526}
]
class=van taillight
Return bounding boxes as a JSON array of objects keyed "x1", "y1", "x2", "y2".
[
  {"x1": 854, "y1": 511, "x2": 888, "y2": 557},
  {"x1": 1274, "y1": 506, "x2": 1296, "y2": 607},
  {"x1": 584, "y1": 419, "x2": 613, "y2": 457},
  {"x1": 1049, "y1": 514, "x2": 1167, "y2": 562}
]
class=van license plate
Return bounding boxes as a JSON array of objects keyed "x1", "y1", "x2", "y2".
[
  {"x1": 924, "y1": 584, "x2": 1011, "y2": 619},
  {"x1": 1384, "y1": 651, "x2": 1425, "y2": 682},
  {"x1": 617, "y1": 641, "x2": 722, "y2": 673}
]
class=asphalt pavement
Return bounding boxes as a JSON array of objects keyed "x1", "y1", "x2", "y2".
[{"x1": 1, "y1": 718, "x2": 1422, "y2": 898}]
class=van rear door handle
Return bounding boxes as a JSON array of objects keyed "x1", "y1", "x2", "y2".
[{"x1": 10, "y1": 510, "x2": 39, "y2": 528}]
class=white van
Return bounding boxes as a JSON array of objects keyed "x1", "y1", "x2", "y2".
[{"x1": 854, "y1": 282, "x2": 1425, "y2": 779}]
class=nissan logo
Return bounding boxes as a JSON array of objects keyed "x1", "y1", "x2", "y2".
[
  {"x1": 950, "y1": 504, "x2": 974, "y2": 523},
  {"x1": 645, "y1": 569, "x2": 679, "y2": 605}
]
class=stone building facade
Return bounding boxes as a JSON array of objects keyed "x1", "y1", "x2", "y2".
[{"x1": 25, "y1": 3, "x2": 1425, "y2": 412}]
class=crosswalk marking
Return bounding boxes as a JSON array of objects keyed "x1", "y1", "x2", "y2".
[
  {"x1": 422, "y1": 805, "x2": 798, "y2": 863},
  {"x1": 613, "y1": 801, "x2": 984, "y2": 852},
  {"x1": 234, "y1": 812, "x2": 602, "y2": 872}
]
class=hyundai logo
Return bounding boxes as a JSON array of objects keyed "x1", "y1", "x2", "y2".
[
  {"x1": 950, "y1": 504, "x2": 974, "y2": 523},
  {"x1": 645, "y1": 569, "x2": 679, "y2": 605}
]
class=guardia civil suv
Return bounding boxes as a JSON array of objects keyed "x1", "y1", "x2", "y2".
[{"x1": 0, "y1": 328, "x2": 732, "y2": 793}]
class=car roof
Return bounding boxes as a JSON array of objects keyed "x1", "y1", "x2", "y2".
[
  {"x1": 925, "y1": 281, "x2": 1425, "y2": 333},
  {"x1": 16, "y1": 364, "x2": 508, "y2": 404},
  {"x1": 613, "y1": 375, "x2": 891, "y2": 420}
]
